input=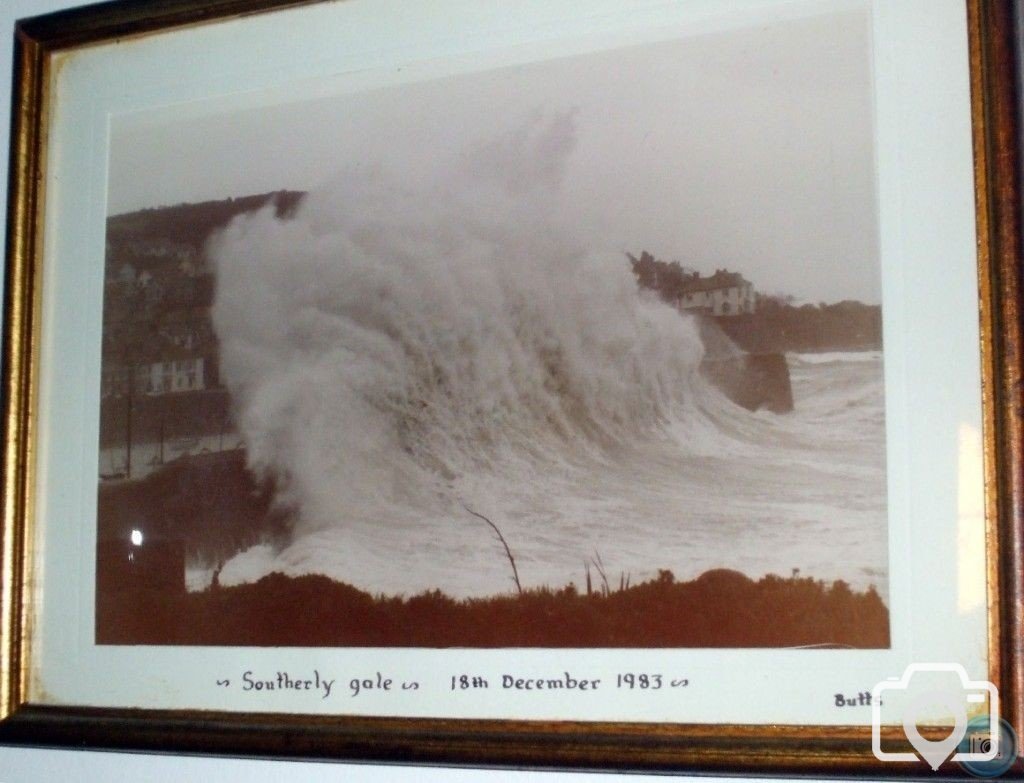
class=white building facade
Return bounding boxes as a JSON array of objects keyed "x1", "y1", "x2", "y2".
[{"x1": 677, "y1": 270, "x2": 755, "y2": 316}]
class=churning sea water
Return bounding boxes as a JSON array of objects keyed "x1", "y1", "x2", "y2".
[
  {"x1": 205, "y1": 118, "x2": 887, "y2": 601},
  {"x1": 211, "y1": 346, "x2": 887, "y2": 601}
]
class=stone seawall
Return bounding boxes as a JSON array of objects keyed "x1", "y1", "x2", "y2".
[{"x1": 700, "y1": 352, "x2": 794, "y2": 413}]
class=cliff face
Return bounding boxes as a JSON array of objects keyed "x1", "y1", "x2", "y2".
[
  {"x1": 714, "y1": 300, "x2": 882, "y2": 354},
  {"x1": 701, "y1": 353, "x2": 794, "y2": 414}
]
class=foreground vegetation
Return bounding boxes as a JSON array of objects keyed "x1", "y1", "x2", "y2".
[{"x1": 98, "y1": 567, "x2": 889, "y2": 648}]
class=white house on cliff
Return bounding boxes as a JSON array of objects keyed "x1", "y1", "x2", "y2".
[{"x1": 677, "y1": 269, "x2": 755, "y2": 316}]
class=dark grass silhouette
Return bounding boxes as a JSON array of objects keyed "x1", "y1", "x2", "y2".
[{"x1": 97, "y1": 567, "x2": 889, "y2": 647}]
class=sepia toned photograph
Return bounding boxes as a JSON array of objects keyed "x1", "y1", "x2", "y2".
[{"x1": 94, "y1": 4, "x2": 890, "y2": 648}]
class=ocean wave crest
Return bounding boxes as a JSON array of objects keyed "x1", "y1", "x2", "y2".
[{"x1": 210, "y1": 115, "x2": 708, "y2": 534}]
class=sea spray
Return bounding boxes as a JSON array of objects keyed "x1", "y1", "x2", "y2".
[
  {"x1": 208, "y1": 116, "x2": 888, "y2": 601},
  {"x1": 211, "y1": 115, "x2": 707, "y2": 540}
]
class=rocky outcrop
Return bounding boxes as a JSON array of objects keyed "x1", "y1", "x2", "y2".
[
  {"x1": 701, "y1": 352, "x2": 794, "y2": 414},
  {"x1": 696, "y1": 316, "x2": 794, "y2": 413}
]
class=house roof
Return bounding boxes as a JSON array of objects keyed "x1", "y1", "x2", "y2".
[{"x1": 679, "y1": 270, "x2": 748, "y2": 293}]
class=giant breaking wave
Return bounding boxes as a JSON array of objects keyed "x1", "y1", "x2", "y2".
[{"x1": 209, "y1": 116, "x2": 888, "y2": 599}]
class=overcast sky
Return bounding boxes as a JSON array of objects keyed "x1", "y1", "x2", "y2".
[{"x1": 108, "y1": 4, "x2": 879, "y2": 304}]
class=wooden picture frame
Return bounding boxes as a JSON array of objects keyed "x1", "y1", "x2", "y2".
[{"x1": 1, "y1": 0, "x2": 1021, "y2": 776}]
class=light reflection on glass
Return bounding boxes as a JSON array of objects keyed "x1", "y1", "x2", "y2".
[{"x1": 957, "y1": 422, "x2": 986, "y2": 615}]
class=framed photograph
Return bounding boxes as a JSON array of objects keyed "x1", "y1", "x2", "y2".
[{"x1": 2, "y1": 0, "x2": 1021, "y2": 775}]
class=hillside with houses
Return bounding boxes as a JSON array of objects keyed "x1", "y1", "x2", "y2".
[
  {"x1": 628, "y1": 250, "x2": 882, "y2": 354},
  {"x1": 100, "y1": 191, "x2": 304, "y2": 479}
]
